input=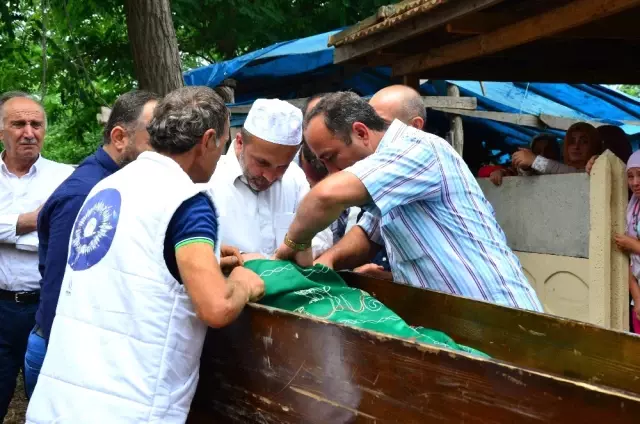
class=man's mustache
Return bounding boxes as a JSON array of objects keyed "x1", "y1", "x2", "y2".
[{"x1": 19, "y1": 138, "x2": 38, "y2": 145}]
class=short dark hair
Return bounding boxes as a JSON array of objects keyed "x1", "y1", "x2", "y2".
[
  {"x1": 304, "y1": 91, "x2": 388, "y2": 145},
  {"x1": 530, "y1": 133, "x2": 560, "y2": 157},
  {"x1": 103, "y1": 90, "x2": 160, "y2": 145},
  {"x1": 300, "y1": 141, "x2": 328, "y2": 178},
  {"x1": 302, "y1": 93, "x2": 328, "y2": 116},
  {"x1": 148, "y1": 86, "x2": 229, "y2": 154}
]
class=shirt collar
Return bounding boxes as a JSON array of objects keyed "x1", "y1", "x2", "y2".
[
  {"x1": 376, "y1": 119, "x2": 407, "y2": 153},
  {"x1": 225, "y1": 150, "x2": 246, "y2": 183},
  {"x1": 0, "y1": 151, "x2": 43, "y2": 177},
  {"x1": 94, "y1": 146, "x2": 120, "y2": 173}
]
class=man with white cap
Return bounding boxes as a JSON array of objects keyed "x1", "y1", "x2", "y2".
[{"x1": 209, "y1": 98, "x2": 332, "y2": 258}]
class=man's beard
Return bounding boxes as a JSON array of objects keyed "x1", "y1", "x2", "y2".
[
  {"x1": 118, "y1": 141, "x2": 140, "y2": 167},
  {"x1": 239, "y1": 150, "x2": 271, "y2": 192}
]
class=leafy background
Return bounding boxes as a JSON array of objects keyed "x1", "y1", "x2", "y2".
[{"x1": 0, "y1": 0, "x2": 391, "y2": 163}]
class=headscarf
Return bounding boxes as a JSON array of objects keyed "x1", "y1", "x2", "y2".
[
  {"x1": 563, "y1": 122, "x2": 602, "y2": 169},
  {"x1": 626, "y1": 149, "x2": 640, "y2": 172},
  {"x1": 626, "y1": 150, "x2": 640, "y2": 278},
  {"x1": 599, "y1": 125, "x2": 632, "y2": 165}
]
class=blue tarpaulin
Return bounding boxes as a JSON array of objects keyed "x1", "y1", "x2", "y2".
[{"x1": 184, "y1": 29, "x2": 640, "y2": 160}]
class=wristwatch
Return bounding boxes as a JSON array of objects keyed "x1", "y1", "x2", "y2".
[{"x1": 284, "y1": 234, "x2": 311, "y2": 251}]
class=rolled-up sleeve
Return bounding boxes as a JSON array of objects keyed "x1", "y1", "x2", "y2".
[
  {"x1": 531, "y1": 156, "x2": 580, "y2": 174},
  {"x1": 344, "y1": 134, "x2": 442, "y2": 217},
  {"x1": 0, "y1": 214, "x2": 19, "y2": 244},
  {"x1": 356, "y1": 211, "x2": 383, "y2": 246}
]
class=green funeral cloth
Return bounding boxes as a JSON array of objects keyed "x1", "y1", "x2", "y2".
[{"x1": 247, "y1": 259, "x2": 488, "y2": 358}]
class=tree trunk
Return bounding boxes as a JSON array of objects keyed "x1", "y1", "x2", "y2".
[{"x1": 123, "y1": 0, "x2": 183, "y2": 96}]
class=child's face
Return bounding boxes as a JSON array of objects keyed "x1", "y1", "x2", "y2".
[{"x1": 628, "y1": 168, "x2": 640, "y2": 197}]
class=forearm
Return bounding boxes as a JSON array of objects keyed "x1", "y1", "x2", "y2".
[
  {"x1": 212, "y1": 276, "x2": 252, "y2": 327},
  {"x1": 16, "y1": 211, "x2": 38, "y2": 235},
  {"x1": 628, "y1": 240, "x2": 640, "y2": 256},
  {"x1": 318, "y1": 226, "x2": 380, "y2": 270},
  {"x1": 531, "y1": 156, "x2": 580, "y2": 175},
  {"x1": 288, "y1": 192, "x2": 349, "y2": 244}
]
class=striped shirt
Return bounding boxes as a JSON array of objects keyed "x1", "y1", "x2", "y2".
[{"x1": 345, "y1": 120, "x2": 542, "y2": 312}]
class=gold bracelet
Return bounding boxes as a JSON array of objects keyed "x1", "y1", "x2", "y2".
[{"x1": 284, "y1": 234, "x2": 311, "y2": 251}]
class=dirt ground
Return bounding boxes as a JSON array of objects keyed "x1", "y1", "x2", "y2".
[{"x1": 5, "y1": 374, "x2": 27, "y2": 424}]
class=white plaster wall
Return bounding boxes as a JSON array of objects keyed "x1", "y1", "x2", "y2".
[{"x1": 516, "y1": 252, "x2": 590, "y2": 323}]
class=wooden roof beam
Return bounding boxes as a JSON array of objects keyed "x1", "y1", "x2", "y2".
[
  {"x1": 446, "y1": 11, "x2": 640, "y2": 40},
  {"x1": 228, "y1": 96, "x2": 478, "y2": 114},
  {"x1": 394, "y1": 0, "x2": 640, "y2": 76},
  {"x1": 332, "y1": 0, "x2": 506, "y2": 64},
  {"x1": 432, "y1": 108, "x2": 640, "y2": 132}
]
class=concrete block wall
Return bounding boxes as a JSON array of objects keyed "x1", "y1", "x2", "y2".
[{"x1": 478, "y1": 151, "x2": 629, "y2": 330}]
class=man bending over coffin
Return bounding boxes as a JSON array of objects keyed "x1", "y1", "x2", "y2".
[
  {"x1": 275, "y1": 91, "x2": 543, "y2": 312},
  {"x1": 26, "y1": 86, "x2": 264, "y2": 424},
  {"x1": 208, "y1": 98, "x2": 333, "y2": 260}
]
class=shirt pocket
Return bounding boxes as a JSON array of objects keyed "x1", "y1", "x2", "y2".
[
  {"x1": 383, "y1": 213, "x2": 426, "y2": 262},
  {"x1": 274, "y1": 212, "x2": 295, "y2": 247}
]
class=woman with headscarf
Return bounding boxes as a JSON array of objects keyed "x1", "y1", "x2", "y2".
[
  {"x1": 512, "y1": 122, "x2": 602, "y2": 175},
  {"x1": 612, "y1": 150, "x2": 640, "y2": 333}
]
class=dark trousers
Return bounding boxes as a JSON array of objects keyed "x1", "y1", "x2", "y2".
[{"x1": 0, "y1": 299, "x2": 37, "y2": 421}]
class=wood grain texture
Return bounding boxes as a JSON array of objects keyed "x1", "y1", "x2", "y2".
[
  {"x1": 188, "y1": 300, "x2": 640, "y2": 423},
  {"x1": 393, "y1": 0, "x2": 640, "y2": 75},
  {"x1": 331, "y1": 0, "x2": 504, "y2": 63},
  {"x1": 342, "y1": 272, "x2": 640, "y2": 395},
  {"x1": 228, "y1": 96, "x2": 477, "y2": 114}
]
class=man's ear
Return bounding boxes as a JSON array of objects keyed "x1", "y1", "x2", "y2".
[
  {"x1": 352, "y1": 122, "x2": 369, "y2": 145},
  {"x1": 201, "y1": 128, "x2": 217, "y2": 151},
  {"x1": 234, "y1": 131, "x2": 243, "y2": 155},
  {"x1": 110, "y1": 126, "x2": 128, "y2": 151},
  {"x1": 411, "y1": 117, "x2": 425, "y2": 131}
]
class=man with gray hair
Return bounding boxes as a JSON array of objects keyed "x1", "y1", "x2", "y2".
[
  {"x1": 27, "y1": 86, "x2": 264, "y2": 424},
  {"x1": 0, "y1": 91, "x2": 73, "y2": 420}
]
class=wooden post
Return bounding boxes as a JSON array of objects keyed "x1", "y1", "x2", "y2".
[
  {"x1": 402, "y1": 74, "x2": 420, "y2": 90},
  {"x1": 447, "y1": 84, "x2": 464, "y2": 156}
]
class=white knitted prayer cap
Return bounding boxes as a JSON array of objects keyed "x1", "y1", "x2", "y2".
[{"x1": 243, "y1": 98, "x2": 303, "y2": 146}]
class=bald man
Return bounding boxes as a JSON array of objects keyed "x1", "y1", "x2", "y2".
[{"x1": 369, "y1": 85, "x2": 426, "y2": 130}]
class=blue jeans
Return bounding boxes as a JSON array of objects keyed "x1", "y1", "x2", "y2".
[
  {"x1": 24, "y1": 326, "x2": 47, "y2": 399},
  {"x1": 0, "y1": 299, "x2": 37, "y2": 421}
]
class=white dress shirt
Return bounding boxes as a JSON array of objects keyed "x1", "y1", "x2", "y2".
[
  {"x1": 208, "y1": 151, "x2": 332, "y2": 257},
  {"x1": 0, "y1": 154, "x2": 74, "y2": 291}
]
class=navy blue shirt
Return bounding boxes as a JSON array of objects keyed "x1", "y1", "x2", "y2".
[
  {"x1": 36, "y1": 148, "x2": 120, "y2": 340},
  {"x1": 164, "y1": 193, "x2": 218, "y2": 283}
]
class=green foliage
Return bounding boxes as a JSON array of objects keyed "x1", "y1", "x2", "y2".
[
  {"x1": 1, "y1": 0, "x2": 390, "y2": 164},
  {"x1": 619, "y1": 85, "x2": 640, "y2": 98}
]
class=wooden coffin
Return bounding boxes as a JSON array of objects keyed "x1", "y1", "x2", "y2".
[{"x1": 187, "y1": 273, "x2": 640, "y2": 423}]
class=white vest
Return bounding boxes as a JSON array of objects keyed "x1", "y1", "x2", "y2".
[{"x1": 27, "y1": 152, "x2": 218, "y2": 424}]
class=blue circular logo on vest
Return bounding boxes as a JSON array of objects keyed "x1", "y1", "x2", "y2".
[{"x1": 68, "y1": 188, "x2": 121, "y2": 271}]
